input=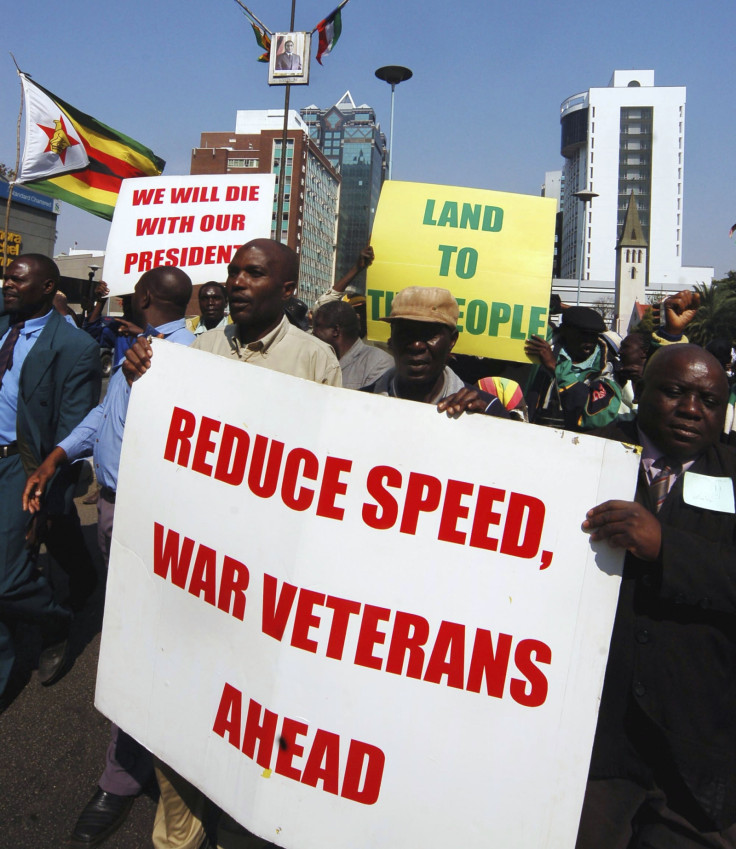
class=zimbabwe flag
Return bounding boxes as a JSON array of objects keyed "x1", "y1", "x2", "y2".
[
  {"x1": 251, "y1": 23, "x2": 271, "y2": 62},
  {"x1": 16, "y1": 72, "x2": 164, "y2": 220}
]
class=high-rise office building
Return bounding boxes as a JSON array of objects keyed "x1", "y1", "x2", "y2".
[
  {"x1": 559, "y1": 70, "x2": 712, "y2": 292},
  {"x1": 301, "y1": 92, "x2": 387, "y2": 285},
  {"x1": 541, "y1": 170, "x2": 564, "y2": 278},
  {"x1": 541, "y1": 171, "x2": 564, "y2": 211},
  {"x1": 190, "y1": 109, "x2": 340, "y2": 306}
]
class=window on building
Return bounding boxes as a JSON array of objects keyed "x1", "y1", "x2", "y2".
[
  {"x1": 617, "y1": 106, "x2": 652, "y2": 240},
  {"x1": 227, "y1": 158, "x2": 258, "y2": 168}
]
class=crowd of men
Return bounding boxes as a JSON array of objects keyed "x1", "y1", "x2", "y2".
[{"x1": 2, "y1": 240, "x2": 736, "y2": 849}]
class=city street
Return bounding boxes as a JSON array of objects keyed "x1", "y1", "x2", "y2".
[{"x1": 0, "y1": 483, "x2": 157, "y2": 849}]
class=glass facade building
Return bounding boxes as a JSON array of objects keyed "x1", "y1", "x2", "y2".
[
  {"x1": 618, "y1": 107, "x2": 653, "y2": 241},
  {"x1": 301, "y1": 93, "x2": 387, "y2": 287}
]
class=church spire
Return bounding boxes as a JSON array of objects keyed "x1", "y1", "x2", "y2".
[{"x1": 617, "y1": 192, "x2": 648, "y2": 248}]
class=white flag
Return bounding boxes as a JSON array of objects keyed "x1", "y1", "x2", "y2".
[{"x1": 17, "y1": 73, "x2": 89, "y2": 183}]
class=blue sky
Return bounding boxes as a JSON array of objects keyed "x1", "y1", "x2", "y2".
[{"x1": 3, "y1": 0, "x2": 734, "y2": 276}]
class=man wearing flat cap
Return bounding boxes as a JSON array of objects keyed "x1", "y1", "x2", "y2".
[
  {"x1": 363, "y1": 286, "x2": 508, "y2": 418},
  {"x1": 524, "y1": 305, "x2": 622, "y2": 430}
]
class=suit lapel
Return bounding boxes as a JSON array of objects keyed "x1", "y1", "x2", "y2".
[{"x1": 20, "y1": 311, "x2": 60, "y2": 400}]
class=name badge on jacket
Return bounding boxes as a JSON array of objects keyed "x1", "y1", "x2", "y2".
[{"x1": 683, "y1": 472, "x2": 735, "y2": 513}]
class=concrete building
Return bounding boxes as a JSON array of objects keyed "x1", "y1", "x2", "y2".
[
  {"x1": 190, "y1": 110, "x2": 341, "y2": 306},
  {"x1": 558, "y1": 70, "x2": 712, "y2": 300},
  {"x1": 54, "y1": 248, "x2": 105, "y2": 281},
  {"x1": 541, "y1": 170, "x2": 564, "y2": 278},
  {"x1": 51, "y1": 249, "x2": 109, "y2": 316},
  {"x1": 541, "y1": 171, "x2": 564, "y2": 212},
  {"x1": 0, "y1": 179, "x2": 60, "y2": 268},
  {"x1": 301, "y1": 93, "x2": 387, "y2": 285}
]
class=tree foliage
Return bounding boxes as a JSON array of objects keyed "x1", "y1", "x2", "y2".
[
  {"x1": 633, "y1": 306, "x2": 656, "y2": 336},
  {"x1": 686, "y1": 276, "x2": 736, "y2": 346}
]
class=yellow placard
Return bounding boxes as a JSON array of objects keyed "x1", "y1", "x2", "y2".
[
  {"x1": 0, "y1": 231, "x2": 22, "y2": 267},
  {"x1": 366, "y1": 181, "x2": 556, "y2": 363}
]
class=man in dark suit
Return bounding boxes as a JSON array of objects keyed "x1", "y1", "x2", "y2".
[
  {"x1": 0, "y1": 254, "x2": 101, "y2": 705},
  {"x1": 275, "y1": 39, "x2": 301, "y2": 71},
  {"x1": 578, "y1": 344, "x2": 736, "y2": 847}
]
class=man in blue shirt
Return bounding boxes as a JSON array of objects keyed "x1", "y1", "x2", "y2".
[
  {"x1": 0, "y1": 254, "x2": 101, "y2": 705},
  {"x1": 24, "y1": 264, "x2": 194, "y2": 848}
]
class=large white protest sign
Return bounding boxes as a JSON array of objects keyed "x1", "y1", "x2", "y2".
[
  {"x1": 104, "y1": 174, "x2": 275, "y2": 295},
  {"x1": 97, "y1": 341, "x2": 640, "y2": 849}
]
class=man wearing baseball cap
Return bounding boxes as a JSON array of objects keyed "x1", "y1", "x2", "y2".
[{"x1": 363, "y1": 286, "x2": 509, "y2": 419}]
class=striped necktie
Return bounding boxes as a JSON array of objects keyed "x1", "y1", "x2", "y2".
[
  {"x1": 649, "y1": 459, "x2": 681, "y2": 513},
  {"x1": 0, "y1": 320, "x2": 25, "y2": 390}
]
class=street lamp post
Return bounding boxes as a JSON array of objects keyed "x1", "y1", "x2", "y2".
[
  {"x1": 375, "y1": 65, "x2": 412, "y2": 180},
  {"x1": 275, "y1": 0, "x2": 298, "y2": 244},
  {"x1": 86, "y1": 264, "x2": 101, "y2": 320},
  {"x1": 572, "y1": 188, "x2": 598, "y2": 306}
]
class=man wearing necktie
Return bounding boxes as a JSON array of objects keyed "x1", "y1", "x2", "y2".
[
  {"x1": 0, "y1": 254, "x2": 100, "y2": 707},
  {"x1": 23, "y1": 265, "x2": 195, "y2": 847},
  {"x1": 578, "y1": 344, "x2": 736, "y2": 848},
  {"x1": 275, "y1": 39, "x2": 302, "y2": 71}
]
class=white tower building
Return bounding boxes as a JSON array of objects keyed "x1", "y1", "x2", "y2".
[{"x1": 559, "y1": 70, "x2": 712, "y2": 294}]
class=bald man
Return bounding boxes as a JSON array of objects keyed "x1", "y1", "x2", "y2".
[
  {"x1": 24, "y1": 265, "x2": 195, "y2": 847},
  {"x1": 126, "y1": 239, "x2": 340, "y2": 387},
  {"x1": 578, "y1": 345, "x2": 736, "y2": 848},
  {"x1": 0, "y1": 254, "x2": 101, "y2": 704}
]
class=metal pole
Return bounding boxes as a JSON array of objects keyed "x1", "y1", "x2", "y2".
[
  {"x1": 572, "y1": 189, "x2": 597, "y2": 306},
  {"x1": 275, "y1": 85, "x2": 290, "y2": 245},
  {"x1": 275, "y1": 0, "x2": 297, "y2": 245},
  {"x1": 3, "y1": 69, "x2": 24, "y2": 264},
  {"x1": 575, "y1": 200, "x2": 586, "y2": 306},
  {"x1": 375, "y1": 67, "x2": 412, "y2": 182},
  {"x1": 388, "y1": 83, "x2": 396, "y2": 180}
]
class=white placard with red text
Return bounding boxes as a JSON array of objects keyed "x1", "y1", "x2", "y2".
[
  {"x1": 96, "y1": 341, "x2": 640, "y2": 849},
  {"x1": 103, "y1": 174, "x2": 275, "y2": 295}
]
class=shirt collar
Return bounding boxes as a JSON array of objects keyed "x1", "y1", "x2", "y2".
[
  {"x1": 387, "y1": 366, "x2": 463, "y2": 404},
  {"x1": 155, "y1": 318, "x2": 187, "y2": 336},
  {"x1": 340, "y1": 337, "x2": 364, "y2": 365},
  {"x1": 636, "y1": 424, "x2": 696, "y2": 478},
  {"x1": 19, "y1": 309, "x2": 54, "y2": 336},
  {"x1": 227, "y1": 315, "x2": 289, "y2": 355},
  {"x1": 558, "y1": 344, "x2": 600, "y2": 370}
]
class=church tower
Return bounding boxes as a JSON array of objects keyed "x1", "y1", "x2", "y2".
[{"x1": 614, "y1": 192, "x2": 648, "y2": 333}]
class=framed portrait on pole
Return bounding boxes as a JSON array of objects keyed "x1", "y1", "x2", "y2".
[{"x1": 269, "y1": 32, "x2": 311, "y2": 85}]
